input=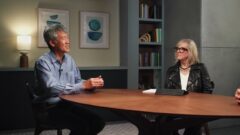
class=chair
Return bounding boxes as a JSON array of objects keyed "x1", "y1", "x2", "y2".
[{"x1": 25, "y1": 82, "x2": 63, "y2": 135}]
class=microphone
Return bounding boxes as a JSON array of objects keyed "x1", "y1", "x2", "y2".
[{"x1": 59, "y1": 68, "x2": 63, "y2": 76}]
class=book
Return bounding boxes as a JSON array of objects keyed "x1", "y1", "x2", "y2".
[
  {"x1": 139, "y1": 3, "x2": 144, "y2": 18},
  {"x1": 144, "y1": 4, "x2": 149, "y2": 18},
  {"x1": 139, "y1": 53, "x2": 144, "y2": 66},
  {"x1": 150, "y1": 52, "x2": 155, "y2": 67},
  {"x1": 144, "y1": 52, "x2": 150, "y2": 66}
]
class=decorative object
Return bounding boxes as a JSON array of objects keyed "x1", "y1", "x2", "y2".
[
  {"x1": 17, "y1": 35, "x2": 31, "y2": 68},
  {"x1": 38, "y1": 8, "x2": 69, "y2": 47},
  {"x1": 80, "y1": 11, "x2": 109, "y2": 48}
]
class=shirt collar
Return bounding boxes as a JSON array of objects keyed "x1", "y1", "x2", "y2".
[{"x1": 49, "y1": 51, "x2": 66, "y2": 64}]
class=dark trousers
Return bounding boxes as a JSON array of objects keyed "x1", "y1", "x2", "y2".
[
  {"x1": 156, "y1": 116, "x2": 201, "y2": 135},
  {"x1": 183, "y1": 126, "x2": 201, "y2": 135},
  {"x1": 47, "y1": 101, "x2": 105, "y2": 135}
]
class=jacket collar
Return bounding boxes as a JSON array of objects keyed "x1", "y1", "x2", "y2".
[{"x1": 173, "y1": 61, "x2": 201, "y2": 70}]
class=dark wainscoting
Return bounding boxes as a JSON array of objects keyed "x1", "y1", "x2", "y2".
[{"x1": 0, "y1": 68, "x2": 127, "y2": 130}]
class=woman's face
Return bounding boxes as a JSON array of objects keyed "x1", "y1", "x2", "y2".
[{"x1": 175, "y1": 42, "x2": 189, "y2": 62}]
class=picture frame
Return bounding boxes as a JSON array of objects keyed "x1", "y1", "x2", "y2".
[
  {"x1": 38, "y1": 8, "x2": 69, "y2": 47},
  {"x1": 80, "y1": 11, "x2": 109, "y2": 48}
]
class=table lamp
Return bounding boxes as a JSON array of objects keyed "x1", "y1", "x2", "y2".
[{"x1": 17, "y1": 35, "x2": 31, "y2": 68}]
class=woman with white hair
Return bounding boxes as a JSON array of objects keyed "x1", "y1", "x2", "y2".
[
  {"x1": 165, "y1": 39, "x2": 212, "y2": 93},
  {"x1": 164, "y1": 39, "x2": 213, "y2": 135}
]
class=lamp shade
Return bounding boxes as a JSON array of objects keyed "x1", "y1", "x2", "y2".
[{"x1": 17, "y1": 35, "x2": 31, "y2": 51}]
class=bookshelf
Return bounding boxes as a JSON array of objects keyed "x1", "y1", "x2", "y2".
[
  {"x1": 120, "y1": 0, "x2": 164, "y2": 89},
  {"x1": 138, "y1": 0, "x2": 164, "y2": 89}
]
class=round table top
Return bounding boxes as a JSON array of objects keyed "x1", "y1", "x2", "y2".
[{"x1": 61, "y1": 89, "x2": 240, "y2": 118}]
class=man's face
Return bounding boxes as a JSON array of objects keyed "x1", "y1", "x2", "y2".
[{"x1": 52, "y1": 31, "x2": 70, "y2": 54}]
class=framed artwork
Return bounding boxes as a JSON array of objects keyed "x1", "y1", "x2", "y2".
[
  {"x1": 80, "y1": 11, "x2": 109, "y2": 48},
  {"x1": 38, "y1": 8, "x2": 69, "y2": 47}
]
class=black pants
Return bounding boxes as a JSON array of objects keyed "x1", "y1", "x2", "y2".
[
  {"x1": 183, "y1": 126, "x2": 201, "y2": 135},
  {"x1": 47, "y1": 101, "x2": 105, "y2": 135},
  {"x1": 156, "y1": 116, "x2": 201, "y2": 135}
]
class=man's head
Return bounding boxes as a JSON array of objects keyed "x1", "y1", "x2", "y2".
[{"x1": 43, "y1": 24, "x2": 70, "y2": 54}]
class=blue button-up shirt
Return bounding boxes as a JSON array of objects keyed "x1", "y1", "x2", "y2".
[{"x1": 34, "y1": 51, "x2": 85, "y2": 104}]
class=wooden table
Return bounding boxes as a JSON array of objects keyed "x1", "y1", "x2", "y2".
[{"x1": 60, "y1": 89, "x2": 240, "y2": 135}]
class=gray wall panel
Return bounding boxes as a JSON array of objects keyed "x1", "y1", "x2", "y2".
[
  {"x1": 201, "y1": 48, "x2": 240, "y2": 95},
  {"x1": 164, "y1": 0, "x2": 240, "y2": 129},
  {"x1": 201, "y1": 0, "x2": 240, "y2": 47},
  {"x1": 164, "y1": 0, "x2": 201, "y2": 78},
  {"x1": 201, "y1": 0, "x2": 240, "y2": 94},
  {"x1": 201, "y1": 0, "x2": 240, "y2": 128}
]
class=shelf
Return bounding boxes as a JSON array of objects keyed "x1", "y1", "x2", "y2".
[
  {"x1": 139, "y1": 18, "x2": 163, "y2": 23},
  {"x1": 139, "y1": 42, "x2": 162, "y2": 46},
  {"x1": 139, "y1": 66, "x2": 162, "y2": 70},
  {"x1": 138, "y1": 0, "x2": 163, "y2": 89},
  {"x1": 121, "y1": 0, "x2": 163, "y2": 89}
]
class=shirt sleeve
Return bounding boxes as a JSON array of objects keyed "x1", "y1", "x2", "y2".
[{"x1": 35, "y1": 59, "x2": 85, "y2": 96}]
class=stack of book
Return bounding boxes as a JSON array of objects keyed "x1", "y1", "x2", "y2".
[
  {"x1": 139, "y1": 0, "x2": 161, "y2": 19},
  {"x1": 139, "y1": 52, "x2": 160, "y2": 67}
]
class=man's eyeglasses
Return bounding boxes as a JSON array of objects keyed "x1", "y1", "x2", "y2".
[{"x1": 174, "y1": 47, "x2": 188, "y2": 53}]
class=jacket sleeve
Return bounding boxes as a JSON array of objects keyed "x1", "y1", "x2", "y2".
[
  {"x1": 164, "y1": 68, "x2": 171, "y2": 88},
  {"x1": 200, "y1": 63, "x2": 213, "y2": 93},
  {"x1": 164, "y1": 67, "x2": 180, "y2": 89}
]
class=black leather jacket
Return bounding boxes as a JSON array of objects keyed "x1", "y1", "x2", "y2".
[{"x1": 165, "y1": 62, "x2": 213, "y2": 93}]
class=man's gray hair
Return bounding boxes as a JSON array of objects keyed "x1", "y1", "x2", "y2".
[{"x1": 43, "y1": 24, "x2": 67, "y2": 50}]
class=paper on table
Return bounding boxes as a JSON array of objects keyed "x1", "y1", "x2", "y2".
[{"x1": 142, "y1": 89, "x2": 156, "y2": 94}]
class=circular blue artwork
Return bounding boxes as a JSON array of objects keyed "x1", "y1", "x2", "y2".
[
  {"x1": 88, "y1": 32, "x2": 102, "y2": 41},
  {"x1": 88, "y1": 19, "x2": 101, "y2": 31}
]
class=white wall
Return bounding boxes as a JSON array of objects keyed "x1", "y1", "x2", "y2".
[{"x1": 0, "y1": 0, "x2": 120, "y2": 67}]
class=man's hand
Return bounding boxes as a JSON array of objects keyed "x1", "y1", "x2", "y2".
[
  {"x1": 83, "y1": 75, "x2": 104, "y2": 90},
  {"x1": 235, "y1": 88, "x2": 240, "y2": 104}
]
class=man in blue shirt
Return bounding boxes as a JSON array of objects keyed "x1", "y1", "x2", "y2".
[{"x1": 35, "y1": 24, "x2": 105, "y2": 135}]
